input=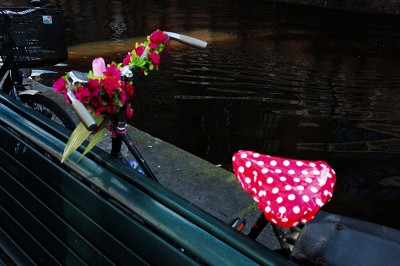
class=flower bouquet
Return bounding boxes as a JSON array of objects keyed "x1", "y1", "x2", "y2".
[{"x1": 53, "y1": 30, "x2": 171, "y2": 162}]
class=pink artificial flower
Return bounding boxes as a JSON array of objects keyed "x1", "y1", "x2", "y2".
[
  {"x1": 124, "y1": 83, "x2": 134, "y2": 97},
  {"x1": 53, "y1": 77, "x2": 66, "y2": 94},
  {"x1": 75, "y1": 86, "x2": 91, "y2": 103},
  {"x1": 106, "y1": 102, "x2": 117, "y2": 114},
  {"x1": 135, "y1": 46, "x2": 146, "y2": 57},
  {"x1": 101, "y1": 77, "x2": 120, "y2": 96},
  {"x1": 87, "y1": 78, "x2": 103, "y2": 97},
  {"x1": 148, "y1": 53, "x2": 160, "y2": 67},
  {"x1": 125, "y1": 103, "x2": 133, "y2": 119},
  {"x1": 164, "y1": 39, "x2": 171, "y2": 51},
  {"x1": 119, "y1": 89, "x2": 127, "y2": 105},
  {"x1": 90, "y1": 95, "x2": 100, "y2": 108},
  {"x1": 123, "y1": 53, "x2": 132, "y2": 66},
  {"x1": 149, "y1": 29, "x2": 168, "y2": 49},
  {"x1": 95, "y1": 105, "x2": 107, "y2": 115},
  {"x1": 149, "y1": 42, "x2": 157, "y2": 50},
  {"x1": 53, "y1": 77, "x2": 70, "y2": 103},
  {"x1": 104, "y1": 63, "x2": 122, "y2": 78},
  {"x1": 92, "y1": 57, "x2": 107, "y2": 76}
]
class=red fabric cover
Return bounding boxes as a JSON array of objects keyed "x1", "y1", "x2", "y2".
[{"x1": 232, "y1": 150, "x2": 336, "y2": 228}]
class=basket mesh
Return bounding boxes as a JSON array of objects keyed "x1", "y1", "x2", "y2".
[{"x1": 0, "y1": 8, "x2": 68, "y2": 68}]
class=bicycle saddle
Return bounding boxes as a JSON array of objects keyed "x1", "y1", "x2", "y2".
[{"x1": 232, "y1": 150, "x2": 336, "y2": 228}]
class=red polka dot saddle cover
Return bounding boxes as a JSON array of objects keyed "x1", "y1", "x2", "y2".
[{"x1": 232, "y1": 150, "x2": 336, "y2": 228}]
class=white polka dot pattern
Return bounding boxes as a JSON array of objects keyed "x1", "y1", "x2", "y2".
[{"x1": 232, "y1": 150, "x2": 336, "y2": 228}]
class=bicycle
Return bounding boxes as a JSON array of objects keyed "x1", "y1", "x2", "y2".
[
  {"x1": 54, "y1": 26, "x2": 400, "y2": 264},
  {"x1": 59, "y1": 29, "x2": 324, "y2": 259},
  {"x1": 58, "y1": 28, "x2": 328, "y2": 254},
  {"x1": 0, "y1": 0, "x2": 75, "y2": 131},
  {"x1": 54, "y1": 29, "x2": 400, "y2": 265}
]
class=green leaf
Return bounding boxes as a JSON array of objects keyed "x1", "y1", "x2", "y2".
[
  {"x1": 61, "y1": 115, "x2": 107, "y2": 163},
  {"x1": 61, "y1": 122, "x2": 92, "y2": 163},
  {"x1": 88, "y1": 70, "x2": 94, "y2": 78},
  {"x1": 78, "y1": 126, "x2": 106, "y2": 161}
]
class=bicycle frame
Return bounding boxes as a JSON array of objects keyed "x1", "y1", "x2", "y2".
[{"x1": 109, "y1": 104, "x2": 159, "y2": 182}]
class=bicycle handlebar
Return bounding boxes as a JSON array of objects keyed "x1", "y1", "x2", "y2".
[
  {"x1": 68, "y1": 31, "x2": 206, "y2": 131},
  {"x1": 69, "y1": 70, "x2": 89, "y2": 84}
]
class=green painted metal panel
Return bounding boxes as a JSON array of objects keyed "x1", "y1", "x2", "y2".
[
  {"x1": 0, "y1": 228, "x2": 37, "y2": 266},
  {"x1": 0, "y1": 129, "x2": 197, "y2": 266},
  {"x1": 0, "y1": 93, "x2": 295, "y2": 265}
]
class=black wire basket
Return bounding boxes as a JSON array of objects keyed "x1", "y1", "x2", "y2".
[{"x1": 0, "y1": 7, "x2": 68, "y2": 68}]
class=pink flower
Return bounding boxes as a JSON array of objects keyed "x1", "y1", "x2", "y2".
[
  {"x1": 104, "y1": 63, "x2": 122, "y2": 79},
  {"x1": 101, "y1": 77, "x2": 120, "y2": 96},
  {"x1": 119, "y1": 89, "x2": 127, "y2": 105},
  {"x1": 87, "y1": 78, "x2": 103, "y2": 97},
  {"x1": 106, "y1": 102, "x2": 117, "y2": 114},
  {"x1": 53, "y1": 77, "x2": 66, "y2": 94},
  {"x1": 135, "y1": 46, "x2": 146, "y2": 57},
  {"x1": 53, "y1": 77, "x2": 70, "y2": 103},
  {"x1": 90, "y1": 95, "x2": 100, "y2": 108},
  {"x1": 149, "y1": 42, "x2": 157, "y2": 50},
  {"x1": 149, "y1": 29, "x2": 168, "y2": 49},
  {"x1": 92, "y1": 57, "x2": 106, "y2": 76},
  {"x1": 123, "y1": 53, "x2": 131, "y2": 66},
  {"x1": 148, "y1": 53, "x2": 160, "y2": 67},
  {"x1": 95, "y1": 105, "x2": 107, "y2": 115},
  {"x1": 125, "y1": 103, "x2": 133, "y2": 119},
  {"x1": 75, "y1": 86, "x2": 91, "y2": 103},
  {"x1": 124, "y1": 83, "x2": 134, "y2": 97},
  {"x1": 164, "y1": 39, "x2": 171, "y2": 51}
]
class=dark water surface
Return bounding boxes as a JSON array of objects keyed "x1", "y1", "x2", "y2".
[{"x1": 5, "y1": 0, "x2": 400, "y2": 228}]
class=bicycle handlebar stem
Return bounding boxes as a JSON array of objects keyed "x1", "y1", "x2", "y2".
[{"x1": 69, "y1": 70, "x2": 89, "y2": 85}]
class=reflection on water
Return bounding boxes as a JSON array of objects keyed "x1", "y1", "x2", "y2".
[{"x1": 6, "y1": 0, "x2": 400, "y2": 228}]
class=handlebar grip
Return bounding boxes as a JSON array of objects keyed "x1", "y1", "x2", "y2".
[
  {"x1": 67, "y1": 89, "x2": 97, "y2": 131},
  {"x1": 177, "y1": 34, "x2": 208, "y2": 49},
  {"x1": 71, "y1": 100, "x2": 98, "y2": 131},
  {"x1": 166, "y1": 32, "x2": 207, "y2": 49}
]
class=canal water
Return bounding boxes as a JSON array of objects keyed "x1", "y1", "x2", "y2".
[{"x1": 5, "y1": 0, "x2": 400, "y2": 229}]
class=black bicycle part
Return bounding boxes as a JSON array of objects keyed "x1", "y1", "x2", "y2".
[
  {"x1": 109, "y1": 104, "x2": 158, "y2": 182},
  {"x1": 109, "y1": 129, "x2": 158, "y2": 183},
  {"x1": 248, "y1": 213, "x2": 270, "y2": 239},
  {"x1": 19, "y1": 93, "x2": 76, "y2": 131},
  {"x1": 121, "y1": 133, "x2": 159, "y2": 182},
  {"x1": 245, "y1": 212, "x2": 299, "y2": 257},
  {"x1": 31, "y1": 0, "x2": 43, "y2": 7}
]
